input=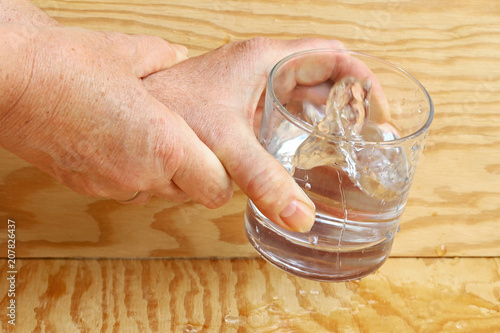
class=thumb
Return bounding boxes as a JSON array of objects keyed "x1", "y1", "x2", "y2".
[
  {"x1": 128, "y1": 34, "x2": 188, "y2": 78},
  {"x1": 219, "y1": 124, "x2": 315, "y2": 233}
]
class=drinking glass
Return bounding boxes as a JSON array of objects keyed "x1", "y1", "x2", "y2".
[{"x1": 245, "y1": 49, "x2": 433, "y2": 282}]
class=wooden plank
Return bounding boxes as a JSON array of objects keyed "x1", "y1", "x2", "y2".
[
  {"x1": 0, "y1": 258, "x2": 499, "y2": 332},
  {"x1": 0, "y1": 0, "x2": 499, "y2": 257}
]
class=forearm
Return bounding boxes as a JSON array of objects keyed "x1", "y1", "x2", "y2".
[
  {"x1": 0, "y1": 23, "x2": 36, "y2": 124},
  {"x1": 0, "y1": 0, "x2": 59, "y2": 26}
]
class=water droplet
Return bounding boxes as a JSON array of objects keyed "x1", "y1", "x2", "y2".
[
  {"x1": 224, "y1": 315, "x2": 240, "y2": 325},
  {"x1": 309, "y1": 290, "x2": 320, "y2": 295},
  {"x1": 308, "y1": 234, "x2": 319, "y2": 245},
  {"x1": 255, "y1": 226, "x2": 259, "y2": 233},
  {"x1": 305, "y1": 183, "x2": 311, "y2": 190},
  {"x1": 435, "y1": 244, "x2": 447, "y2": 256},
  {"x1": 184, "y1": 325, "x2": 198, "y2": 333},
  {"x1": 299, "y1": 290, "x2": 307, "y2": 296},
  {"x1": 304, "y1": 174, "x2": 309, "y2": 181},
  {"x1": 412, "y1": 143, "x2": 420, "y2": 151}
]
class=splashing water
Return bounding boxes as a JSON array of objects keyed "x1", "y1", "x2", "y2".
[
  {"x1": 290, "y1": 77, "x2": 406, "y2": 201},
  {"x1": 246, "y1": 76, "x2": 409, "y2": 281}
]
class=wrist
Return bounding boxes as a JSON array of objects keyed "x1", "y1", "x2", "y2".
[{"x1": 0, "y1": 23, "x2": 38, "y2": 121}]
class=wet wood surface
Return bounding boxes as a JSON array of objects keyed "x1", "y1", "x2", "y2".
[
  {"x1": 1, "y1": 258, "x2": 499, "y2": 332},
  {"x1": 0, "y1": 0, "x2": 499, "y2": 258},
  {"x1": 0, "y1": 0, "x2": 499, "y2": 331}
]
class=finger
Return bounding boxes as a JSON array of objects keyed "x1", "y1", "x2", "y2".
[
  {"x1": 270, "y1": 40, "x2": 390, "y2": 123},
  {"x1": 296, "y1": 51, "x2": 390, "y2": 124},
  {"x1": 325, "y1": 52, "x2": 390, "y2": 124},
  {"x1": 217, "y1": 123, "x2": 315, "y2": 233},
  {"x1": 53, "y1": 172, "x2": 156, "y2": 204},
  {"x1": 128, "y1": 35, "x2": 188, "y2": 78},
  {"x1": 149, "y1": 179, "x2": 190, "y2": 203},
  {"x1": 237, "y1": 39, "x2": 389, "y2": 233},
  {"x1": 291, "y1": 82, "x2": 332, "y2": 105},
  {"x1": 148, "y1": 102, "x2": 233, "y2": 209}
]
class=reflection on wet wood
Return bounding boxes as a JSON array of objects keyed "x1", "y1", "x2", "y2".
[
  {"x1": 0, "y1": 258, "x2": 499, "y2": 332},
  {"x1": 0, "y1": 0, "x2": 499, "y2": 258}
]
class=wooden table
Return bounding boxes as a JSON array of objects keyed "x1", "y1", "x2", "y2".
[{"x1": 1, "y1": 0, "x2": 499, "y2": 331}]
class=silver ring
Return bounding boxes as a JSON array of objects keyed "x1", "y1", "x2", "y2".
[{"x1": 119, "y1": 191, "x2": 141, "y2": 203}]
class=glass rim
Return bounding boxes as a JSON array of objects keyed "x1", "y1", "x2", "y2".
[{"x1": 267, "y1": 48, "x2": 434, "y2": 147}]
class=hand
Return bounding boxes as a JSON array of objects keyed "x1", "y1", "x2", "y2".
[
  {"x1": 144, "y1": 38, "x2": 387, "y2": 232},
  {"x1": 0, "y1": 0, "x2": 60, "y2": 26},
  {"x1": 0, "y1": 24, "x2": 232, "y2": 205}
]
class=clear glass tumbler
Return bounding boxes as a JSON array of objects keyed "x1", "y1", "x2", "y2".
[{"x1": 245, "y1": 49, "x2": 433, "y2": 282}]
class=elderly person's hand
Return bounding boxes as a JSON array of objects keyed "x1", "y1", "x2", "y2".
[
  {"x1": 1, "y1": 2, "x2": 389, "y2": 234},
  {"x1": 144, "y1": 38, "x2": 389, "y2": 232},
  {"x1": 0, "y1": 23, "x2": 234, "y2": 204}
]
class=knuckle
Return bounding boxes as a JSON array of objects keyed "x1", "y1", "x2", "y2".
[
  {"x1": 195, "y1": 170, "x2": 233, "y2": 209},
  {"x1": 152, "y1": 130, "x2": 185, "y2": 179},
  {"x1": 245, "y1": 166, "x2": 285, "y2": 206},
  {"x1": 229, "y1": 37, "x2": 271, "y2": 61},
  {"x1": 202, "y1": 183, "x2": 233, "y2": 209},
  {"x1": 330, "y1": 39, "x2": 346, "y2": 49},
  {"x1": 240, "y1": 37, "x2": 271, "y2": 51},
  {"x1": 98, "y1": 31, "x2": 123, "y2": 49},
  {"x1": 164, "y1": 147, "x2": 185, "y2": 176}
]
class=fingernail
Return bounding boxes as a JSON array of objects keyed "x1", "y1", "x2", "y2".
[
  {"x1": 172, "y1": 44, "x2": 189, "y2": 58},
  {"x1": 279, "y1": 199, "x2": 315, "y2": 233}
]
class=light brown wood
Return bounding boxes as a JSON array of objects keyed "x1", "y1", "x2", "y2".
[
  {"x1": 0, "y1": 257, "x2": 499, "y2": 332},
  {"x1": 2, "y1": 2, "x2": 499, "y2": 331},
  {"x1": 0, "y1": 0, "x2": 499, "y2": 259}
]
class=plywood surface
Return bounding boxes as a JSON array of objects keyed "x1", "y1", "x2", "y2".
[
  {"x1": 0, "y1": 0, "x2": 499, "y2": 259},
  {"x1": 0, "y1": 257, "x2": 499, "y2": 332},
  {"x1": 2, "y1": 1, "x2": 499, "y2": 331}
]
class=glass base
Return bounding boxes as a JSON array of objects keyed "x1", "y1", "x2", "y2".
[{"x1": 244, "y1": 201, "x2": 394, "y2": 282}]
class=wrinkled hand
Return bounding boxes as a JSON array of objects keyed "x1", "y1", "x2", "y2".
[
  {"x1": 0, "y1": 24, "x2": 232, "y2": 204},
  {"x1": 144, "y1": 38, "x2": 387, "y2": 232}
]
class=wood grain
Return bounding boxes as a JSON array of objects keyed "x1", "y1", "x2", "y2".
[
  {"x1": 1, "y1": 0, "x2": 499, "y2": 258},
  {"x1": 0, "y1": 257, "x2": 499, "y2": 332}
]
